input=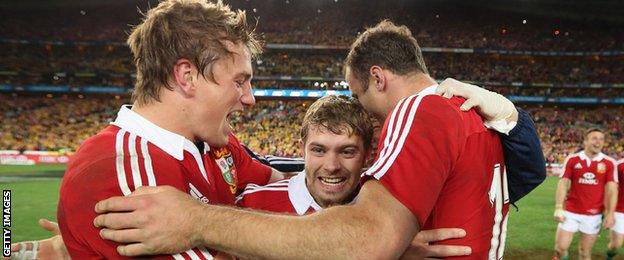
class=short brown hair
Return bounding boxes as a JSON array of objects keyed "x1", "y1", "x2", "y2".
[
  {"x1": 585, "y1": 128, "x2": 604, "y2": 138},
  {"x1": 128, "y1": 0, "x2": 262, "y2": 105},
  {"x1": 300, "y1": 95, "x2": 374, "y2": 151},
  {"x1": 345, "y1": 20, "x2": 428, "y2": 90}
]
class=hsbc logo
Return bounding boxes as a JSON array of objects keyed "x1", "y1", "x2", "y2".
[
  {"x1": 583, "y1": 172, "x2": 595, "y2": 179},
  {"x1": 579, "y1": 172, "x2": 598, "y2": 185}
]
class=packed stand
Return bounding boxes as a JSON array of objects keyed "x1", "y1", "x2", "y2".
[
  {"x1": 1, "y1": 0, "x2": 623, "y2": 51},
  {"x1": 524, "y1": 105, "x2": 624, "y2": 164},
  {"x1": 1, "y1": 95, "x2": 622, "y2": 165},
  {"x1": 2, "y1": 43, "x2": 623, "y2": 93},
  {"x1": 0, "y1": 94, "x2": 124, "y2": 152}
]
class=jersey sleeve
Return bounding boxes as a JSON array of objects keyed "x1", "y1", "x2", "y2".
[
  {"x1": 363, "y1": 95, "x2": 464, "y2": 226},
  {"x1": 58, "y1": 152, "x2": 186, "y2": 259},
  {"x1": 228, "y1": 135, "x2": 272, "y2": 187},
  {"x1": 500, "y1": 108, "x2": 547, "y2": 203},
  {"x1": 561, "y1": 155, "x2": 575, "y2": 179},
  {"x1": 241, "y1": 144, "x2": 305, "y2": 172}
]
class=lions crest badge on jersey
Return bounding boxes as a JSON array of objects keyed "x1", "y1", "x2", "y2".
[
  {"x1": 597, "y1": 162, "x2": 606, "y2": 174},
  {"x1": 213, "y1": 147, "x2": 238, "y2": 194}
]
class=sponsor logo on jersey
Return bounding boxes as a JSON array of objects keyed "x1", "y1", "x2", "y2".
[
  {"x1": 578, "y1": 172, "x2": 598, "y2": 185},
  {"x1": 597, "y1": 162, "x2": 606, "y2": 174},
  {"x1": 574, "y1": 163, "x2": 583, "y2": 169},
  {"x1": 213, "y1": 147, "x2": 238, "y2": 194}
]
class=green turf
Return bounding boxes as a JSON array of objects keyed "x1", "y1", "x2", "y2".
[
  {"x1": 0, "y1": 179, "x2": 61, "y2": 242},
  {"x1": 0, "y1": 175, "x2": 620, "y2": 259},
  {"x1": 506, "y1": 177, "x2": 613, "y2": 259},
  {"x1": 0, "y1": 164, "x2": 66, "y2": 175}
]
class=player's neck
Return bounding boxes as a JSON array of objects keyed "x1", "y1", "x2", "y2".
[
  {"x1": 379, "y1": 73, "x2": 436, "y2": 119},
  {"x1": 392, "y1": 73, "x2": 437, "y2": 100},
  {"x1": 583, "y1": 149, "x2": 600, "y2": 159},
  {"x1": 131, "y1": 101, "x2": 196, "y2": 142}
]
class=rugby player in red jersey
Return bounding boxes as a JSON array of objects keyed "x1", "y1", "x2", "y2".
[
  {"x1": 94, "y1": 20, "x2": 528, "y2": 259},
  {"x1": 55, "y1": 1, "x2": 283, "y2": 258},
  {"x1": 553, "y1": 128, "x2": 618, "y2": 260},
  {"x1": 606, "y1": 158, "x2": 624, "y2": 260},
  {"x1": 237, "y1": 95, "x2": 373, "y2": 215}
]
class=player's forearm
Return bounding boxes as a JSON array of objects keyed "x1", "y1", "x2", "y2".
[
  {"x1": 554, "y1": 179, "x2": 570, "y2": 207},
  {"x1": 605, "y1": 182, "x2": 618, "y2": 214},
  {"x1": 196, "y1": 204, "x2": 410, "y2": 259}
]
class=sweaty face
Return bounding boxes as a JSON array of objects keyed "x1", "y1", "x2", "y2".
[
  {"x1": 193, "y1": 42, "x2": 255, "y2": 147},
  {"x1": 345, "y1": 67, "x2": 384, "y2": 121},
  {"x1": 583, "y1": 131, "x2": 605, "y2": 155},
  {"x1": 303, "y1": 126, "x2": 367, "y2": 208}
]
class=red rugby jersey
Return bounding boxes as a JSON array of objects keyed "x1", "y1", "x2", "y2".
[
  {"x1": 562, "y1": 151, "x2": 617, "y2": 215},
  {"x1": 237, "y1": 171, "x2": 321, "y2": 215},
  {"x1": 612, "y1": 159, "x2": 624, "y2": 213},
  {"x1": 363, "y1": 85, "x2": 509, "y2": 259},
  {"x1": 58, "y1": 105, "x2": 271, "y2": 259}
]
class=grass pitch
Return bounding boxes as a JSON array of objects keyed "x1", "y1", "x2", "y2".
[{"x1": 0, "y1": 165, "x2": 618, "y2": 258}]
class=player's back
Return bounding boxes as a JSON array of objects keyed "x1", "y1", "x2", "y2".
[{"x1": 423, "y1": 96, "x2": 508, "y2": 259}]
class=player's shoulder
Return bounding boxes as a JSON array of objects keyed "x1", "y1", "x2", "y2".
[
  {"x1": 64, "y1": 125, "x2": 120, "y2": 177},
  {"x1": 65, "y1": 125, "x2": 178, "y2": 186},
  {"x1": 565, "y1": 152, "x2": 583, "y2": 162},
  {"x1": 73, "y1": 125, "x2": 119, "y2": 156},
  {"x1": 237, "y1": 179, "x2": 291, "y2": 210},
  {"x1": 416, "y1": 94, "x2": 488, "y2": 136},
  {"x1": 416, "y1": 93, "x2": 459, "y2": 110},
  {"x1": 601, "y1": 154, "x2": 618, "y2": 166},
  {"x1": 393, "y1": 93, "x2": 462, "y2": 123}
]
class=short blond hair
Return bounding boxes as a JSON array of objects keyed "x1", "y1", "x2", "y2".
[{"x1": 128, "y1": 0, "x2": 262, "y2": 105}]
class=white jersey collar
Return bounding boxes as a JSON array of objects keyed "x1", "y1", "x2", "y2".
[
  {"x1": 579, "y1": 151, "x2": 605, "y2": 164},
  {"x1": 111, "y1": 105, "x2": 209, "y2": 161},
  {"x1": 288, "y1": 171, "x2": 322, "y2": 216}
]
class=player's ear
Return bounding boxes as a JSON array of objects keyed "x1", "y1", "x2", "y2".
[
  {"x1": 299, "y1": 139, "x2": 306, "y2": 157},
  {"x1": 369, "y1": 65, "x2": 386, "y2": 91},
  {"x1": 173, "y1": 58, "x2": 195, "y2": 97}
]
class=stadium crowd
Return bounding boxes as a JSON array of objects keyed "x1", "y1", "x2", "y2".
[
  {"x1": 1, "y1": 94, "x2": 622, "y2": 164},
  {"x1": 0, "y1": 94, "x2": 123, "y2": 152},
  {"x1": 2, "y1": 44, "x2": 623, "y2": 96},
  {"x1": 2, "y1": 1, "x2": 623, "y2": 51},
  {"x1": 1, "y1": 0, "x2": 622, "y2": 166}
]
